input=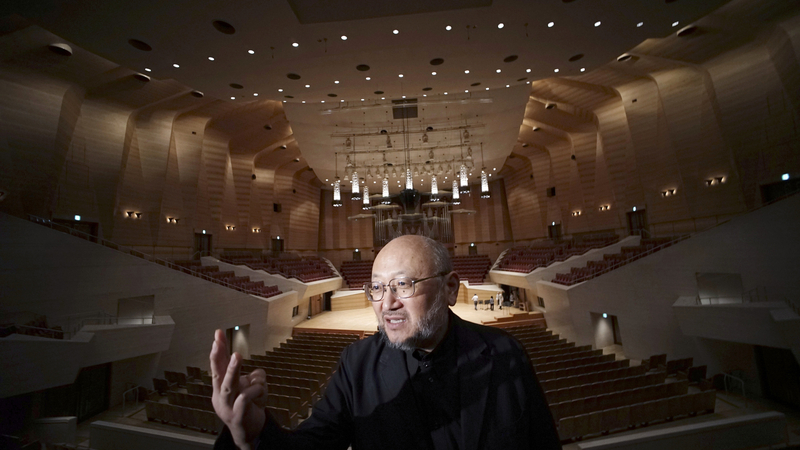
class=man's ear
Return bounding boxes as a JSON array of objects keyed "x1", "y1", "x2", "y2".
[{"x1": 444, "y1": 271, "x2": 460, "y2": 306}]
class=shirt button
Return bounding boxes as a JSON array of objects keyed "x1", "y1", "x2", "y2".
[{"x1": 424, "y1": 363, "x2": 430, "y2": 368}]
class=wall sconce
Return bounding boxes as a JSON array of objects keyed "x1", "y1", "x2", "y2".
[
  {"x1": 571, "y1": 211, "x2": 581, "y2": 216},
  {"x1": 127, "y1": 211, "x2": 143, "y2": 218},
  {"x1": 599, "y1": 205, "x2": 610, "y2": 211},
  {"x1": 252, "y1": 228, "x2": 262, "y2": 233},
  {"x1": 226, "y1": 225, "x2": 236, "y2": 231},
  {"x1": 705, "y1": 176, "x2": 726, "y2": 186},
  {"x1": 167, "y1": 217, "x2": 178, "y2": 223},
  {"x1": 126, "y1": 211, "x2": 134, "y2": 217},
  {"x1": 661, "y1": 189, "x2": 677, "y2": 197}
]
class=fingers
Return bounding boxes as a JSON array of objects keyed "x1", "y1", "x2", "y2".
[
  {"x1": 209, "y1": 329, "x2": 229, "y2": 394},
  {"x1": 235, "y1": 382, "x2": 268, "y2": 413},
  {"x1": 221, "y1": 351, "x2": 242, "y2": 401}
]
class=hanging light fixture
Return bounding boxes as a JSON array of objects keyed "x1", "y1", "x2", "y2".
[
  {"x1": 463, "y1": 129, "x2": 470, "y2": 140},
  {"x1": 406, "y1": 167, "x2": 414, "y2": 190},
  {"x1": 333, "y1": 152, "x2": 343, "y2": 207},
  {"x1": 350, "y1": 139, "x2": 361, "y2": 200},
  {"x1": 362, "y1": 185, "x2": 370, "y2": 209},
  {"x1": 431, "y1": 175, "x2": 439, "y2": 201},
  {"x1": 452, "y1": 179, "x2": 461, "y2": 205},
  {"x1": 422, "y1": 132, "x2": 429, "y2": 143},
  {"x1": 459, "y1": 136, "x2": 470, "y2": 195},
  {"x1": 345, "y1": 137, "x2": 352, "y2": 147},
  {"x1": 480, "y1": 142, "x2": 491, "y2": 199},
  {"x1": 381, "y1": 177, "x2": 392, "y2": 204}
]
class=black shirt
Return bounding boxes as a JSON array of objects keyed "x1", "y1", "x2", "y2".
[{"x1": 404, "y1": 314, "x2": 462, "y2": 450}]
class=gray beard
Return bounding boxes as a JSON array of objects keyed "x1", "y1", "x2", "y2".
[{"x1": 379, "y1": 290, "x2": 449, "y2": 352}]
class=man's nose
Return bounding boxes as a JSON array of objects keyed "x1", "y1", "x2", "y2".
[{"x1": 382, "y1": 286, "x2": 402, "y2": 310}]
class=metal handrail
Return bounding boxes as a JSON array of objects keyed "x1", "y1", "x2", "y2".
[
  {"x1": 27, "y1": 215, "x2": 281, "y2": 299},
  {"x1": 121, "y1": 384, "x2": 143, "y2": 417},
  {"x1": 554, "y1": 235, "x2": 690, "y2": 285},
  {"x1": 722, "y1": 372, "x2": 747, "y2": 409}
]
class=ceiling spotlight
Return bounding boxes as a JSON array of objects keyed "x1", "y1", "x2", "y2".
[
  {"x1": 366, "y1": 76, "x2": 371, "y2": 80},
  {"x1": 496, "y1": 69, "x2": 501, "y2": 73},
  {"x1": 393, "y1": 29, "x2": 399, "y2": 34},
  {"x1": 526, "y1": 69, "x2": 531, "y2": 73},
  {"x1": 334, "y1": 80, "x2": 340, "y2": 84},
  {"x1": 278, "y1": 88, "x2": 283, "y2": 92},
  {"x1": 446, "y1": 25, "x2": 452, "y2": 31},
  {"x1": 594, "y1": 21, "x2": 602, "y2": 27},
  {"x1": 672, "y1": 21, "x2": 680, "y2": 27},
  {"x1": 497, "y1": 23, "x2": 504, "y2": 29},
  {"x1": 617, "y1": 53, "x2": 632, "y2": 62},
  {"x1": 465, "y1": 70, "x2": 470, "y2": 74},
  {"x1": 398, "y1": 74, "x2": 403, "y2": 78},
  {"x1": 173, "y1": 63, "x2": 180, "y2": 68},
  {"x1": 554, "y1": 68, "x2": 559, "y2": 73},
  {"x1": 341, "y1": 35, "x2": 347, "y2": 40},
  {"x1": 637, "y1": 22, "x2": 644, "y2": 27},
  {"x1": 485, "y1": 87, "x2": 489, "y2": 90},
  {"x1": 305, "y1": 84, "x2": 310, "y2": 88},
  {"x1": 208, "y1": 56, "x2": 215, "y2": 61},
  {"x1": 548, "y1": 22, "x2": 554, "y2": 27},
  {"x1": 253, "y1": 93, "x2": 258, "y2": 96},
  {"x1": 248, "y1": 49, "x2": 255, "y2": 54},
  {"x1": 432, "y1": 71, "x2": 437, "y2": 75},
  {"x1": 230, "y1": 96, "x2": 235, "y2": 100},
  {"x1": 506, "y1": 84, "x2": 510, "y2": 88},
  {"x1": 580, "y1": 68, "x2": 586, "y2": 72},
  {"x1": 145, "y1": 68, "x2": 151, "y2": 72}
]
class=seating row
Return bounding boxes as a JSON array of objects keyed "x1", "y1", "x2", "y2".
[
  {"x1": 545, "y1": 371, "x2": 666, "y2": 404},
  {"x1": 537, "y1": 359, "x2": 630, "y2": 381},
  {"x1": 533, "y1": 353, "x2": 616, "y2": 373},
  {"x1": 549, "y1": 380, "x2": 689, "y2": 421},
  {"x1": 540, "y1": 365, "x2": 647, "y2": 391},
  {"x1": 172, "y1": 260, "x2": 283, "y2": 297},
  {"x1": 557, "y1": 390, "x2": 716, "y2": 442},
  {"x1": 168, "y1": 391, "x2": 213, "y2": 412},
  {"x1": 145, "y1": 400, "x2": 222, "y2": 433}
]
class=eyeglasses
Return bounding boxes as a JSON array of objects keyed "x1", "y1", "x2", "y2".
[{"x1": 364, "y1": 273, "x2": 448, "y2": 302}]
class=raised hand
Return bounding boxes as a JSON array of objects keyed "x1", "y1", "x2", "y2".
[{"x1": 210, "y1": 329, "x2": 268, "y2": 449}]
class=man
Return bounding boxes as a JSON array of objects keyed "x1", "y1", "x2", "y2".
[
  {"x1": 210, "y1": 235, "x2": 561, "y2": 450},
  {"x1": 472, "y1": 293, "x2": 479, "y2": 310}
]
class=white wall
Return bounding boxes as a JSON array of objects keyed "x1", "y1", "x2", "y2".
[
  {"x1": 0, "y1": 213, "x2": 292, "y2": 396},
  {"x1": 535, "y1": 194, "x2": 800, "y2": 394}
]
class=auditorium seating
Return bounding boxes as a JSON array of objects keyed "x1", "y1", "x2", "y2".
[
  {"x1": 340, "y1": 260, "x2": 374, "y2": 289},
  {"x1": 0, "y1": 312, "x2": 65, "y2": 339},
  {"x1": 452, "y1": 255, "x2": 492, "y2": 284},
  {"x1": 502, "y1": 323, "x2": 717, "y2": 443},
  {"x1": 552, "y1": 235, "x2": 690, "y2": 285},
  {"x1": 496, "y1": 233, "x2": 620, "y2": 274},
  {"x1": 239, "y1": 253, "x2": 336, "y2": 283},
  {"x1": 172, "y1": 260, "x2": 282, "y2": 298}
]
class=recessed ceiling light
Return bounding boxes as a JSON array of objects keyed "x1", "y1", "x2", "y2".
[
  {"x1": 554, "y1": 69, "x2": 559, "y2": 73},
  {"x1": 341, "y1": 99, "x2": 344, "y2": 102},
  {"x1": 580, "y1": 68, "x2": 586, "y2": 72},
  {"x1": 292, "y1": 42, "x2": 299, "y2": 47},
  {"x1": 398, "y1": 74, "x2": 403, "y2": 78},
  {"x1": 334, "y1": 80, "x2": 340, "y2": 84},
  {"x1": 548, "y1": 21, "x2": 554, "y2": 27},
  {"x1": 302, "y1": 100, "x2": 306, "y2": 103},
  {"x1": 526, "y1": 69, "x2": 531, "y2": 73},
  {"x1": 283, "y1": 100, "x2": 286, "y2": 103},
  {"x1": 526, "y1": 81, "x2": 531, "y2": 84},
  {"x1": 230, "y1": 96, "x2": 235, "y2": 100},
  {"x1": 465, "y1": 90, "x2": 468, "y2": 93},
  {"x1": 341, "y1": 35, "x2": 347, "y2": 40},
  {"x1": 208, "y1": 56, "x2": 215, "y2": 61},
  {"x1": 248, "y1": 50, "x2": 255, "y2": 54},
  {"x1": 444, "y1": 92, "x2": 448, "y2": 95},
  {"x1": 672, "y1": 21, "x2": 680, "y2": 27},
  {"x1": 594, "y1": 21, "x2": 602, "y2": 27},
  {"x1": 497, "y1": 23, "x2": 504, "y2": 29},
  {"x1": 381, "y1": 97, "x2": 385, "y2": 99},
  {"x1": 393, "y1": 29, "x2": 399, "y2": 35},
  {"x1": 506, "y1": 84, "x2": 510, "y2": 88},
  {"x1": 361, "y1": 98, "x2": 365, "y2": 101},
  {"x1": 637, "y1": 22, "x2": 644, "y2": 27},
  {"x1": 278, "y1": 88, "x2": 283, "y2": 92},
  {"x1": 366, "y1": 76, "x2": 371, "y2": 80},
  {"x1": 486, "y1": 87, "x2": 489, "y2": 90},
  {"x1": 445, "y1": 25, "x2": 452, "y2": 31},
  {"x1": 254, "y1": 93, "x2": 258, "y2": 96},
  {"x1": 432, "y1": 71, "x2": 437, "y2": 75},
  {"x1": 402, "y1": 95, "x2": 406, "y2": 98},
  {"x1": 496, "y1": 69, "x2": 501, "y2": 73},
  {"x1": 145, "y1": 68, "x2": 151, "y2": 72},
  {"x1": 465, "y1": 70, "x2": 470, "y2": 74},
  {"x1": 321, "y1": 100, "x2": 325, "y2": 103},
  {"x1": 173, "y1": 63, "x2": 180, "y2": 68},
  {"x1": 423, "y1": 94, "x2": 427, "y2": 97}
]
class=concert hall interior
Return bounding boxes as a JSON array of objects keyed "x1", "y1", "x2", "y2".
[{"x1": 1, "y1": 0, "x2": 800, "y2": 448}]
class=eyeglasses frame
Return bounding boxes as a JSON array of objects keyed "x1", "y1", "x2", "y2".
[{"x1": 364, "y1": 272, "x2": 449, "y2": 302}]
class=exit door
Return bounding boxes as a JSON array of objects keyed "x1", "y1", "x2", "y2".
[{"x1": 626, "y1": 209, "x2": 648, "y2": 236}]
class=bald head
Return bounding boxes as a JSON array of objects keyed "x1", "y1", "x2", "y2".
[{"x1": 376, "y1": 235, "x2": 453, "y2": 276}]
